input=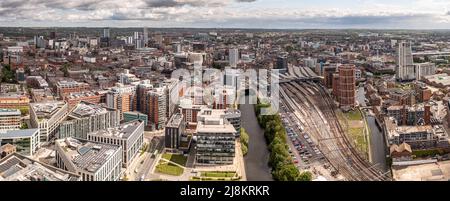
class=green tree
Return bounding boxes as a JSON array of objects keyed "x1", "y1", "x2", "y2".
[
  {"x1": 273, "y1": 164, "x2": 301, "y2": 181},
  {"x1": 240, "y1": 128, "x2": 250, "y2": 156},
  {"x1": 269, "y1": 141, "x2": 289, "y2": 168},
  {"x1": 21, "y1": 123, "x2": 29, "y2": 129},
  {"x1": 1, "y1": 64, "x2": 15, "y2": 83},
  {"x1": 61, "y1": 63, "x2": 70, "y2": 77},
  {"x1": 298, "y1": 171, "x2": 313, "y2": 181}
]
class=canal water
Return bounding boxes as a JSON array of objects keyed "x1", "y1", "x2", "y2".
[
  {"x1": 240, "y1": 100, "x2": 273, "y2": 181},
  {"x1": 357, "y1": 86, "x2": 388, "y2": 171}
]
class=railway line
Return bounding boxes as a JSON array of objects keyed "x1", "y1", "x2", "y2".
[{"x1": 280, "y1": 81, "x2": 391, "y2": 181}]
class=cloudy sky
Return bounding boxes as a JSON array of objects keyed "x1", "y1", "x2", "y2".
[{"x1": 1, "y1": 0, "x2": 450, "y2": 29}]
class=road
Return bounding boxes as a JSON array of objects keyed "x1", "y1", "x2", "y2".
[
  {"x1": 137, "y1": 135, "x2": 164, "y2": 181},
  {"x1": 240, "y1": 101, "x2": 273, "y2": 181}
]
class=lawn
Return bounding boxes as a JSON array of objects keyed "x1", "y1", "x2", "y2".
[
  {"x1": 162, "y1": 153, "x2": 188, "y2": 166},
  {"x1": 200, "y1": 171, "x2": 236, "y2": 178},
  {"x1": 348, "y1": 128, "x2": 367, "y2": 152},
  {"x1": 344, "y1": 110, "x2": 363, "y2": 121},
  {"x1": 155, "y1": 161, "x2": 184, "y2": 176}
]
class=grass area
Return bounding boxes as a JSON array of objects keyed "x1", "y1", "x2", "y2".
[
  {"x1": 200, "y1": 171, "x2": 236, "y2": 178},
  {"x1": 337, "y1": 110, "x2": 369, "y2": 156},
  {"x1": 396, "y1": 83, "x2": 413, "y2": 90},
  {"x1": 190, "y1": 177, "x2": 241, "y2": 181},
  {"x1": 344, "y1": 110, "x2": 363, "y2": 121},
  {"x1": 348, "y1": 127, "x2": 367, "y2": 152},
  {"x1": 155, "y1": 161, "x2": 184, "y2": 176},
  {"x1": 162, "y1": 153, "x2": 188, "y2": 166},
  {"x1": 412, "y1": 149, "x2": 450, "y2": 158}
]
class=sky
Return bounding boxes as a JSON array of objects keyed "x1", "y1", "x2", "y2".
[{"x1": 1, "y1": 0, "x2": 450, "y2": 29}]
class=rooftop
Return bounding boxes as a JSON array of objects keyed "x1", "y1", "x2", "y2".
[
  {"x1": 166, "y1": 113, "x2": 184, "y2": 128},
  {"x1": 0, "y1": 128, "x2": 39, "y2": 138},
  {"x1": 0, "y1": 153, "x2": 80, "y2": 181},
  {"x1": 384, "y1": 117, "x2": 432, "y2": 138},
  {"x1": 197, "y1": 118, "x2": 236, "y2": 134},
  {"x1": 0, "y1": 109, "x2": 21, "y2": 116},
  {"x1": 66, "y1": 91, "x2": 99, "y2": 99},
  {"x1": 393, "y1": 160, "x2": 450, "y2": 181},
  {"x1": 55, "y1": 138, "x2": 120, "y2": 174},
  {"x1": 56, "y1": 80, "x2": 88, "y2": 87},
  {"x1": 88, "y1": 120, "x2": 143, "y2": 139},
  {"x1": 198, "y1": 108, "x2": 241, "y2": 121},
  {"x1": 30, "y1": 101, "x2": 66, "y2": 119},
  {"x1": 70, "y1": 102, "x2": 111, "y2": 118}
]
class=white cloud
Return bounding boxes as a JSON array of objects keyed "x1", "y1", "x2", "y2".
[{"x1": 0, "y1": 0, "x2": 450, "y2": 28}]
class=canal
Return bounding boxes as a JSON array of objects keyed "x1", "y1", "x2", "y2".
[
  {"x1": 357, "y1": 86, "x2": 388, "y2": 171},
  {"x1": 240, "y1": 101, "x2": 273, "y2": 181}
]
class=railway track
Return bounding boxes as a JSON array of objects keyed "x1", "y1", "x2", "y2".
[{"x1": 280, "y1": 81, "x2": 390, "y2": 181}]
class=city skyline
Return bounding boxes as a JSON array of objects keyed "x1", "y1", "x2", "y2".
[{"x1": 1, "y1": 0, "x2": 450, "y2": 29}]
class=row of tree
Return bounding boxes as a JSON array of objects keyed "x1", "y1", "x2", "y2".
[
  {"x1": 255, "y1": 100, "x2": 312, "y2": 181},
  {"x1": 240, "y1": 128, "x2": 249, "y2": 156}
]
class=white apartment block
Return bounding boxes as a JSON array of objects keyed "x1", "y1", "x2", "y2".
[
  {"x1": 0, "y1": 109, "x2": 21, "y2": 131},
  {"x1": 30, "y1": 101, "x2": 69, "y2": 142},
  {"x1": 396, "y1": 41, "x2": 415, "y2": 81},
  {"x1": 59, "y1": 101, "x2": 120, "y2": 140},
  {"x1": 87, "y1": 120, "x2": 144, "y2": 168},
  {"x1": 415, "y1": 62, "x2": 436, "y2": 80}
]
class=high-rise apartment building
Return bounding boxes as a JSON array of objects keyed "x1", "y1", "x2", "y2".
[
  {"x1": 396, "y1": 41, "x2": 415, "y2": 81},
  {"x1": 229, "y1": 48, "x2": 239, "y2": 68},
  {"x1": 145, "y1": 88, "x2": 167, "y2": 130},
  {"x1": 103, "y1": 28, "x2": 110, "y2": 38},
  {"x1": 143, "y1": 27, "x2": 148, "y2": 46}
]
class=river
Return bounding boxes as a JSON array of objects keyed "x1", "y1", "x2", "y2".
[
  {"x1": 240, "y1": 101, "x2": 273, "y2": 181},
  {"x1": 357, "y1": 86, "x2": 388, "y2": 171}
]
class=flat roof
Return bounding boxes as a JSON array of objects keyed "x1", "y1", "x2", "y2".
[
  {"x1": 88, "y1": 120, "x2": 143, "y2": 139},
  {"x1": 30, "y1": 101, "x2": 66, "y2": 119},
  {"x1": 70, "y1": 102, "x2": 111, "y2": 118},
  {"x1": 0, "y1": 109, "x2": 21, "y2": 116},
  {"x1": 393, "y1": 160, "x2": 450, "y2": 181},
  {"x1": 197, "y1": 119, "x2": 236, "y2": 134},
  {"x1": 55, "y1": 138, "x2": 120, "y2": 174},
  {"x1": 0, "y1": 153, "x2": 80, "y2": 181},
  {"x1": 166, "y1": 113, "x2": 183, "y2": 128},
  {"x1": 0, "y1": 128, "x2": 39, "y2": 138}
]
